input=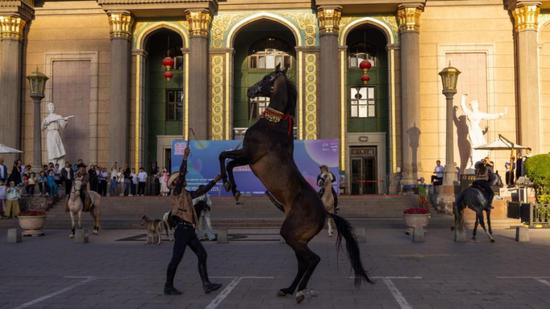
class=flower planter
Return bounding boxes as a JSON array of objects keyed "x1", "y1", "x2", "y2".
[
  {"x1": 403, "y1": 213, "x2": 430, "y2": 229},
  {"x1": 18, "y1": 215, "x2": 46, "y2": 236}
]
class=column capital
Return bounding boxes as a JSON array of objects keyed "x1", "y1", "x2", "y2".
[
  {"x1": 511, "y1": 1, "x2": 541, "y2": 32},
  {"x1": 0, "y1": 15, "x2": 26, "y2": 41},
  {"x1": 316, "y1": 5, "x2": 342, "y2": 34},
  {"x1": 108, "y1": 11, "x2": 134, "y2": 41},
  {"x1": 397, "y1": 3, "x2": 425, "y2": 33},
  {"x1": 185, "y1": 9, "x2": 212, "y2": 38}
]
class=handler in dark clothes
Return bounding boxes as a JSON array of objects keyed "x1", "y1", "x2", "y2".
[{"x1": 164, "y1": 146, "x2": 223, "y2": 296}]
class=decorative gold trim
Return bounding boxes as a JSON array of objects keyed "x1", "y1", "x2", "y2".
[
  {"x1": 304, "y1": 53, "x2": 317, "y2": 140},
  {"x1": 340, "y1": 49, "x2": 346, "y2": 171},
  {"x1": 134, "y1": 52, "x2": 142, "y2": 171},
  {"x1": 396, "y1": 4, "x2": 423, "y2": 33},
  {"x1": 211, "y1": 55, "x2": 224, "y2": 140},
  {"x1": 512, "y1": 3, "x2": 541, "y2": 32},
  {"x1": 298, "y1": 50, "x2": 303, "y2": 139},
  {"x1": 185, "y1": 9, "x2": 212, "y2": 38},
  {"x1": 0, "y1": 15, "x2": 26, "y2": 41},
  {"x1": 317, "y1": 6, "x2": 342, "y2": 34},
  {"x1": 225, "y1": 52, "x2": 231, "y2": 140},
  {"x1": 108, "y1": 11, "x2": 134, "y2": 41},
  {"x1": 184, "y1": 52, "x2": 189, "y2": 140}
]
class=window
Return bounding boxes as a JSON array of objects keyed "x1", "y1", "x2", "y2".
[
  {"x1": 350, "y1": 87, "x2": 375, "y2": 118},
  {"x1": 348, "y1": 52, "x2": 376, "y2": 68},
  {"x1": 166, "y1": 89, "x2": 183, "y2": 121},
  {"x1": 248, "y1": 38, "x2": 293, "y2": 70},
  {"x1": 250, "y1": 96, "x2": 270, "y2": 119}
]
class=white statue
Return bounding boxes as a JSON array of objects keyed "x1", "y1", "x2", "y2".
[
  {"x1": 460, "y1": 94, "x2": 505, "y2": 167},
  {"x1": 42, "y1": 102, "x2": 74, "y2": 167}
]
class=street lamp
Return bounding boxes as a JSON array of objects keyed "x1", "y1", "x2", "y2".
[
  {"x1": 27, "y1": 68, "x2": 49, "y2": 170},
  {"x1": 438, "y1": 63, "x2": 461, "y2": 213}
]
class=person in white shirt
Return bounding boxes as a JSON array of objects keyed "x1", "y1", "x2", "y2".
[
  {"x1": 431, "y1": 160, "x2": 444, "y2": 186},
  {"x1": 137, "y1": 168, "x2": 147, "y2": 196}
]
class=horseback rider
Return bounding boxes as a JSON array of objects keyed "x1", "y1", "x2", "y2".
[
  {"x1": 76, "y1": 163, "x2": 91, "y2": 210},
  {"x1": 317, "y1": 165, "x2": 338, "y2": 211},
  {"x1": 471, "y1": 157, "x2": 495, "y2": 209},
  {"x1": 164, "y1": 146, "x2": 223, "y2": 296}
]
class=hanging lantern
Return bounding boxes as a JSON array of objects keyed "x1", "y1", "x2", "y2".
[
  {"x1": 163, "y1": 71, "x2": 174, "y2": 81},
  {"x1": 162, "y1": 56, "x2": 174, "y2": 71},
  {"x1": 359, "y1": 59, "x2": 372, "y2": 85}
]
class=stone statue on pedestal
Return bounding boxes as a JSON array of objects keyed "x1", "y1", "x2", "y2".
[
  {"x1": 42, "y1": 102, "x2": 74, "y2": 167},
  {"x1": 460, "y1": 94, "x2": 505, "y2": 168}
]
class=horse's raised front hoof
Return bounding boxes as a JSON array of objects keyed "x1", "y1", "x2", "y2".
[
  {"x1": 223, "y1": 181, "x2": 232, "y2": 192},
  {"x1": 295, "y1": 291, "x2": 305, "y2": 304}
]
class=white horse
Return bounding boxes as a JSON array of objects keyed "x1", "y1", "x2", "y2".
[
  {"x1": 68, "y1": 179, "x2": 101, "y2": 238},
  {"x1": 319, "y1": 172, "x2": 336, "y2": 237}
]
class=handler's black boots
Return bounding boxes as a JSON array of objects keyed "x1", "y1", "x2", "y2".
[
  {"x1": 164, "y1": 285, "x2": 182, "y2": 295},
  {"x1": 203, "y1": 282, "x2": 222, "y2": 294}
]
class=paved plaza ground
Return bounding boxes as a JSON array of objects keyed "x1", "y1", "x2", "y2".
[{"x1": 2, "y1": 221, "x2": 550, "y2": 309}]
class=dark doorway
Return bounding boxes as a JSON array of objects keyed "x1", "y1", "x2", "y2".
[{"x1": 350, "y1": 146, "x2": 377, "y2": 195}]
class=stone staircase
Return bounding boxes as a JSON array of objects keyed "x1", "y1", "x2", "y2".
[{"x1": 1, "y1": 194, "x2": 423, "y2": 230}]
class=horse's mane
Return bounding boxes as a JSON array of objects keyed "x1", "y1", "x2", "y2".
[{"x1": 284, "y1": 75, "x2": 297, "y2": 117}]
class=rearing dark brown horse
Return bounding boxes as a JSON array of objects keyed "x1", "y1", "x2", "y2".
[{"x1": 219, "y1": 65, "x2": 372, "y2": 303}]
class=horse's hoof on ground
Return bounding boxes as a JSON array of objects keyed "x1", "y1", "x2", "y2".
[
  {"x1": 69, "y1": 234, "x2": 74, "y2": 239},
  {"x1": 92, "y1": 230, "x2": 98, "y2": 235},
  {"x1": 328, "y1": 233, "x2": 333, "y2": 237},
  {"x1": 234, "y1": 191, "x2": 241, "y2": 201},
  {"x1": 295, "y1": 291, "x2": 305, "y2": 304},
  {"x1": 490, "y1": 239, "x2": 496, "y2": 243},
  {"x1": 277, "y1": 288, "x2": 292, "y2": 297}
]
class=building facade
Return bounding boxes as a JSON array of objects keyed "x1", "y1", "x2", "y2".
[{"x1": 1, "y1": 0, "x2": 549, "y2": 194}]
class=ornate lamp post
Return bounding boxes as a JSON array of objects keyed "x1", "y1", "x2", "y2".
[
  {"x1": 439, "y1": 64, "x2": 460, "y2": 185},
  {"x1": 27, "y1": 68, "x2": 49, "y2": 170}
]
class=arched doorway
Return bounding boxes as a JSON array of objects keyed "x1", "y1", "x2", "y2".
[
  {"x1": 232, "y1": 20, "x2": 297, "y2": 138},
  {"x1": 144, "y1": 29, "x2": 184, "y2": 172},
  {"x1": 345, "y1": 25, "x2": 389, "y2": 195}
]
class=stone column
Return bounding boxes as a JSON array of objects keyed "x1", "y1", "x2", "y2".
[
  {"x1": 512, "y1": 1, "x2": 541, "y2": 153},
  {"x1": 317, "y1": 6, "x2": 342, "y2": 139},
  {"x1": 186, "y1": 9, "x2": 212, "y2": 139},
  {"x1": 108, "y1": 11, "x2": 133, "y2": 166},
  {"x1": 397, "y1": 3, "x2": 424, "y2": 185},
  {"x1": 0, "y1": 15, "x2": 26, "y2": 158}
]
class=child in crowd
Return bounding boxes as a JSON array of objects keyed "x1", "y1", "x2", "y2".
[
  {"x1": 27, "y1": 172, "x2": 36, "y2": 196},
  {"x1": 38, "y1": 171, "x2": 46, "y2": 196},
  {"x1": 5, "y1": 181, "x2": 21, "y2": 218},
  {"x1": 417, "y1": 177, "x2": 429, "y2": 210},
  {"x1": 0, "y1": 181, "x2": 6, "y2": 218}
]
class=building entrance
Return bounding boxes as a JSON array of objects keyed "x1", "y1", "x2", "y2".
[{"x1": 350, "y1": 146, "x2": 377, "y2": 195}]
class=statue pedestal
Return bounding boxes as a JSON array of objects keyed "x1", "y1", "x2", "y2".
[{"x1": 435, "y1": 184, "x2": 456, "y2": 214}]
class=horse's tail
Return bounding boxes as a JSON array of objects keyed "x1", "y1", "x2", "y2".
[{"x1": 328, "y1": 213, "x2": 373, "y2": 286}]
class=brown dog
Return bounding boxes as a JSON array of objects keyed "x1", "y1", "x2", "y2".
[{"x1": 141, "y1": 215, "x2": 165, "y2": 245}]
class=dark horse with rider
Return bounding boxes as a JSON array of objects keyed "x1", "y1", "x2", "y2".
[
  {"x1": 454, "y1": 157, "x2": 504, "y2": 242},
  {"x1": 219, "y1": 64, "x2": 372, "y2": 303}
]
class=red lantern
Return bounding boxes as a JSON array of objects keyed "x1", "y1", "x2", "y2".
[
  {"x1": 163, "y1": 71, "x2": 174, "y2": 81},
  {"x1": 359, "y1": 60, "x2": 372, "y2": 70},
  {"x1": 361, "y1": 75, "x2": 370, "y2": 84},
  {"x1": 162, "y1": 57, "x2": 174, "y2": 71}
]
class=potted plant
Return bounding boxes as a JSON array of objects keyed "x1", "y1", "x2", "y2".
[
  {"x1": 403, "y1": 207, "x2": 430, "y2": 229},
  {"x1": 525, "y1": 154, "x2": 550, "y2": 227},
  {"x1": 18, "y1": 210, "x2": 47, "y2": 236}
]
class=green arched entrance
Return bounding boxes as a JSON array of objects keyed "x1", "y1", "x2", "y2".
[
  {"x1": 232, "y1": 20, "x2": 297, "y2": 138},
  {"x1": 345, "y1": 25, "x2": 389, "y2": 194},
  {"x1": 144, "y1": 29, "x2": 184, "y2": 171}
]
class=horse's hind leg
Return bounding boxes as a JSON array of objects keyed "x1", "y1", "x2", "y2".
[
  {"x1": 472, "y1": 215, "x2": 479, "y2": 240},
  {"x1": 277, "y1": 250, "x2": 306, "y2": 297},
  {"x1": 90, "y1": 207, "x2": 99, "y2": 234},
  {"x1": 327, "y1": 217, "x2": 334, "y2": 237},
  {"x1": 294, "y1": 245, "x2": 321, "y2": 303},
  {"x1": 486, "y1": 210, "x2": 493, "y2": 235}
]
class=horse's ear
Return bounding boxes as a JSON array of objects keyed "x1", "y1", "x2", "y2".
[{"x1": 275, "y1": 63, "x2": 281, "y2": 72}]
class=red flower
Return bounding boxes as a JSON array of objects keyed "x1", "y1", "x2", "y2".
[
  {"x1": 403, "y1": 208, "x2": 429, "y2": 215},
  {"x1": 19, "y1": 210, "x2": 46, "y2": 216}
]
